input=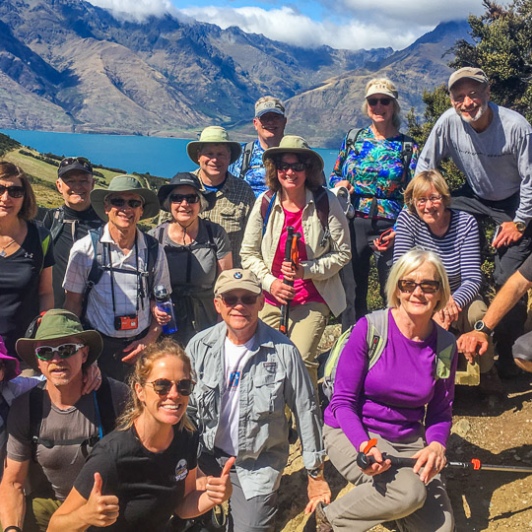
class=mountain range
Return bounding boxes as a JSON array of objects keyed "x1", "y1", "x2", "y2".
[{"x1": 0, "y1": 0, "x2": 470, "y2": 145}]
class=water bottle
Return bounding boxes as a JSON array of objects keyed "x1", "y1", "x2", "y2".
[{"x1": 154, "y1": 285, "x2": 178, "y2": 335}]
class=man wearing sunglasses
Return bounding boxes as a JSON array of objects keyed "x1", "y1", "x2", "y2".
[
  {"x1": 186, "y1": 268, "x2": 331, "y2": 532},
  {"x1": 63, "y1": 175, "x2": 171, "y2": 381},
  {"x1": 417, "y1": 67, "x2": 532, "y2": 378},
  {"x1": 0, "y1": 309, "x2": 128, "y2": 531},
  {"x1": 39, "y1": 157, "x2": 104, "y2": 307}
]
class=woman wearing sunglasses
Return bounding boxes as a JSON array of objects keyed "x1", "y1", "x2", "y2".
[
  {"x1": 394, "y1": 170, "x2": 499, "y2": 390},
  {"x1": 0, "y1": 162, "x2": 54, "y2": 358},
  {"x1": 241, "y1": 136, "x2": 351, "y2": 390},
  {"x1": 329, "y1": 78, "x2": 419, "y2": 324},
  {"x1": 151, "y1": 173, "x2": 232, "y2": 345},
  {"x1": 320, "y1": 249, "x2": 457, "y2": 531},
  {"x1": 49, "y1": 338, "x2": 233, "y2": 531}
]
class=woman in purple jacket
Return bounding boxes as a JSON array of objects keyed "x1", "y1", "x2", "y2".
[{"x1": 320, "y1": 248, "x2": 457, "y2": 531}]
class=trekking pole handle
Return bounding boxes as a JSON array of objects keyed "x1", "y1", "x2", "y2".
[{"x1": 356, "y1": 451, "x2": 417, "y2": 470}]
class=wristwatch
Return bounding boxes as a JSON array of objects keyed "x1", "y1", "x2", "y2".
[
  {"x1": 515, "y1": 221, "x2": 527, "y2": 233},
  {"x1": 307, "y1": 467, "x2": 324, "y2": 480},
  {"x1": 4, "y1": 527, "x2": 23, "y2": 532},
  {"x1": 473, "y1": 320, "x2": 493, "y2": 336}
]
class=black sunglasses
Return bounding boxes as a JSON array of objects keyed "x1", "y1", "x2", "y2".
[
  {"x1": 59, "y1": 157, "x2": 93, "y2": 173},
  {"x1": 278, "y1": 162, "x2": 307, "y2": 172},
  {"x1": 397, "y1": 280, "x2": 441, "y2": 294},
  {"x1": 35, "y1": 343, "x2": 85, "y2": 361},
  {"x1": 0, "y1": 185, "x2": 25, "y2": 198},
  {"x1": 146, "y1": 378, "x2": 196, "y2": 396},
  {"x1": 367, "y1": 97, "x2": 392, "y2": 107},
  {"x1": 220, "y1": 293, "x2": 259, "y2": 306},
  {"x1": 108, "y1": 198, "x2": 144, "y2": 209},
  {"x1": 169, "y1": 193, "x2": 200, "y2": 204}
]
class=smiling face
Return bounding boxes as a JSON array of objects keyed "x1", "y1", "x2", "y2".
[
  {"x1": 135, "y1": 354, "x2": 190, "y2": 427},
  {"x1": 0, "y1": 175, "x2": 25, "y2": 220},
  {"x1": 277, "y1": 153, "x2": 307, "y2": 194},
  {"x1": 104, "y1": 192, "x2": 144, "y2": 231},
  {"x1": 396, "y1": 261, "x2": 441, "y2": 320},
  {"x1": 169, "y1": 185, "x2": 200, "y2": 226},
  {"x1": 366, "y1": 93, "x2": 395, "y2": 128},
  {"x1": 56, "y1": 170, "x2": 94, "y2": 211},
  {"x1": 197, "y1": 143, "x2": 231, "y2": 186},
  {"x1": 450, "y1": 79, "x2": 491, "y2": 127},
  {"x1": 413, "y1": 184, "x2": 446, "y2": 227},
  {"x1": 253, "y1": 112, "x2": 287, "y2": 147},
  {"x1": 35, "y1": 337, "x2": 88, "y2": 388}
]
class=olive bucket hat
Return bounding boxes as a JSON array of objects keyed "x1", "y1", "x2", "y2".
[
  {"x1": 16, "y1": 309, "x2": 103, "y2": 371},
  {"x1": 262, "y1": 135, "x2": 324, "y2": 171},
  {"x1": 90, "y1": 174, "x2": 160, "y2": 221},
  {"x1": 187, "y1": 126, "x2": 242, "y2": 165}
]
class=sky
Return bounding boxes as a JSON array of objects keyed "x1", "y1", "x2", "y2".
[{"x1": 86, "y1": 0, "x2": 492, "y2": 51}]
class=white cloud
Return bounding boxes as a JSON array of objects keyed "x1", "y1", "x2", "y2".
[{"x1": 87, "y1": 0, "x2": 174, "y2": 22}]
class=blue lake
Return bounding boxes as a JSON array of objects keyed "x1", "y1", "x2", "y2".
[{"x1": 1, "y1": 129, "x2": 339, "y2": 179}]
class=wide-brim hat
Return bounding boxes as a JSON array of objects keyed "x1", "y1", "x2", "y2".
[
  {"x1": 448, "y1": 67, "x2": 489, "y2": 90},
  {"x1": 0, "y1": 335, "x2": 20, "y2": 381},
  {"x1": 262, "y1": 135, "x2": 324, "y2": 171},
  {"x1": 187, "y1": 126, "x2": 242, "y2": 165},
  {"x1": 214, "y1": 269, "x2": 262, "y2": 296},
  {"x1": 90, "y1": 174, "x2": 160, "y2": 221},
  {"x1": 157, "y1": 172, "x2": 209, "y2": 213},
  {"x1": 16, "y1": 309, "x2": 103, "y2": 372}
]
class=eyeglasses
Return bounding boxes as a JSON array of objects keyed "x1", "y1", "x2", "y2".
[
  {"x1": 0, "y1": 185, "x2": 25, "y2": 198},
  {"x1": 220, "y1": 293, "x2": 259, "y2": 306},
  {"x1": 146, "y1": 378, "x2": 196, "y2": 396},
  {"x1": 169, "y1": 193, "x2": 200, "y2": 204},
  {"x1": 397, "y1": 280, "x2": 441, "y2": 294},
  {"x1": 416, "y1": 195, "x2": 443, "y2": 206},
  {"x1": 59, "y1": 157, "x2": 93, "y2": 173},
  {"x1": 278, "y1": 162, "x2": 307, "y2": 172},
  {"x1": 108, "y1": 198, "x2": 144, "y2": 209},
  {"x1": 451, "y1": 90, "x2": 485, "y2": 104},
  {"x1": 35, "y1": 343, "x2": 85, "y2": 361},
  {"x1": 367, "y1": 98, "x2": 392, "y2": 107}
]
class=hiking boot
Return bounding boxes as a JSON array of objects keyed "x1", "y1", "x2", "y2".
[
  {"x1": 479, "y1": 366, "x2": 506, "y2": 397},
  {"x1": 315, "y1": 502, "x2": 333, "y2": 532}
]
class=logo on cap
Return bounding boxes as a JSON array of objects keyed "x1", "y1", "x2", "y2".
[{"x1": 234, "y1": 272, "x2": 243, "y2": 279}]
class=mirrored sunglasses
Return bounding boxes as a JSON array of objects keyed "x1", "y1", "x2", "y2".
[
  {"x1": 146, "y1": 378, "x2": 196, "y2": 396},
  {"x1": 169, "y1": 193, "x2": 200, "y2": 204},
  {"x1": 220, "y1": 293, "x2": 259, "y2": 306},
  {"x1": 278, "y1": 162, "x2": 307, "y2": 172},
  {"x1": 367, "y1": 97, "x2": 391, "y2": 107},
  {"x1": 35, "y1": 343, "x2": 85, "y2": 361},
  {"x1": 108, "y1": 198, "x2": 144, "y2": 209},
  {"x1": 0, "y1": 185, "x2": 25, "y2": 198},
  {"x1": 397, "y1": 280, "x2": 440, "y2": 294}
]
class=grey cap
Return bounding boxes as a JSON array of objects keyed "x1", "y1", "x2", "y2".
[
  {"x1": 448, "y1": 67, "x2": 489, "y2": 90},
  {"x1": 255, "y1": 96, "x2": 286, "y2": 118}
]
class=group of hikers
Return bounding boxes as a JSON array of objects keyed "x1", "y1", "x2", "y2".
[{"x1": 0, "y1": 65, "x2": 531, "y2": 531}]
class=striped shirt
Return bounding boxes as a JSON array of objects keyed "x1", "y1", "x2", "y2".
[{"x1": 393, "y1": 209, "x2": 482, "y2": 309}]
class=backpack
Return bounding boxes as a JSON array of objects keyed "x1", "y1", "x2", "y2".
[
  {"x1": 238, "y1": 141, "x2": 255, "y2": 179},
  {"x1": 81, "y1": 228, "x2": 160, "y2": 319},
  {"x1": 29, "y1": 376, "x2": 116, "y2": 460},
  {"x1": 321, "y1": 309, "x2": 455, "y2": 401},
  {"x1": 260, "y1": 187, "x2": 331, "y2": 246}
]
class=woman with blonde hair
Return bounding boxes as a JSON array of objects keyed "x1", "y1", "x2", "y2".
[
  {"x1": 0, "y1": 161, "x2": 54, "y2": 356},
  {"x1": 321, "y1": 249, "x2": 456, "y2": 531},
  {"x1": 49, "y1": 339, "x2": 233, "y2": 531},
  {"x1": 329, "y1": 78, "x2": 419, "y2": 321}
]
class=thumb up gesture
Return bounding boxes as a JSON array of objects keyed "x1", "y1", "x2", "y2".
[
  {"x1": 82, "y1": 472, "x2": 120, "y2": 528},
  {"x1": 204, "y1": 456, "x2": 235, "y2": 505}
]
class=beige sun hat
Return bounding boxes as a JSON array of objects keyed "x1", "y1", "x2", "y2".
[
  {"x1": 90, "y1": 174, "x2": 160, "y2": 221},
  {"x1": 186, "y1": 126, "x2": 242, "y2": 165},
  {"x1": 262, "y1": 135, "x2": 324, "y2": 171},
  {"x1": 214, "y1": 269, "x2": 262, "y2": 296}
]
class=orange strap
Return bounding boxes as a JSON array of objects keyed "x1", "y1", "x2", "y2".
[{"x1": 363, "y1": 438, "x2": 378, "y2": 454}]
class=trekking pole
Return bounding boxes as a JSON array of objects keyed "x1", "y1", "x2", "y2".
[
  {"x1": 279, "y1": 226, "x2": 300, "y2": 335},
  {"x1": 356, "y1": 452, "x2": 532, "y2": 474}
]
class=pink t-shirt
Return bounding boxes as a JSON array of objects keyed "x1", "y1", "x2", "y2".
[{"x1": 264, "y1": 208, "x2": 324, "y2": 307}]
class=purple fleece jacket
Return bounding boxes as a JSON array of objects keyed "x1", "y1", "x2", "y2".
[{"x1": 324, "y1": 309, "x2": 457, "y2": 450}]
